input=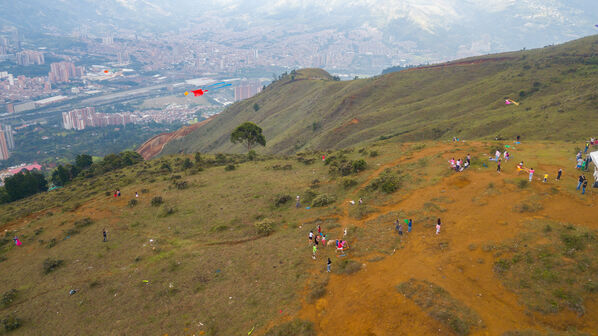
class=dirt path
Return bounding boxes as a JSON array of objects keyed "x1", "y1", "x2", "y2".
[{"x1": 298, "y1": 143, "x2": 598, "y2": 335}]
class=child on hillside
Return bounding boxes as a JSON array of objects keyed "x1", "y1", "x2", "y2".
[
  {"x1": 528, "y1": 168, "x2": 535, "y2": 182},
  {"x1": 312, "y1": 245, "x2": 317, "y2": 260},
  {"x1": 543, "y1": 174, "x2": 548, "y2": 183},
  {"x1": 436, "y1": 218, "x2": 441, "y2": 235}
]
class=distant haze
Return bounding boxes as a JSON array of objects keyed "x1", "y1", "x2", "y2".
[{"x1": 1, "y1": 0, "x2": 597, "y2": 68}]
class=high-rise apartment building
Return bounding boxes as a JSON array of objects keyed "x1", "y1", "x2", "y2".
[
  {"x1": 1, "y1": 124, "x2": 15, "y2": 150},
  {"x1": 16, "y1": 50, "x2": 45, "y2": 66},
  {"x1": 0, "y1": 130, "x2": 9, "y2": 160},
  {"x1": 234, "y1": 80, "x2": 262, "y2": 102},
  {"x1": 48, "y1": 62, "x2": 85, "y2": 83}
]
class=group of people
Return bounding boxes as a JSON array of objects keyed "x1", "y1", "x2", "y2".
[
  {"x1": 394, "y1": 218, "x2": 413, "y2": 236},
  {"x1": 448, "y1": 154, "x2": 471, "y2": 172},
  {"x1": 576, "y1": 151, "x2": 592, "y2": 171},
  {"x1": 307, "y1": 223, "x2": 349, "y2": 271}
]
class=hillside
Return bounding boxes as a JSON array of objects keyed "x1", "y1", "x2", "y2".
[
  {"x1": 1, "y1": 137, "x2": 597, "y2": 335},
  {"x1": 160, "y1": 35, "x2": 598, "y2": 156}
]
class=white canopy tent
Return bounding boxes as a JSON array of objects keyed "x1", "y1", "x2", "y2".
[{"x1": 590, "y1": 151, "x2": 598, "y2": 185}]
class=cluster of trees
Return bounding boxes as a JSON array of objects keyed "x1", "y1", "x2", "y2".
[
  {"x1": 52, "y1": 151, "x2": 143, "y2": 186},
  {"x1": 0, "y1": 151, "x2": 143, "y2": 205},
  {"x1": 0, "y1": 170, "x2": 48, "y2": 203}
]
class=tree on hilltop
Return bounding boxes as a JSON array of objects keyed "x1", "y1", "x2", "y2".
[{"x1": 230, "y1": 122, "x2": 266, "y2": 152}]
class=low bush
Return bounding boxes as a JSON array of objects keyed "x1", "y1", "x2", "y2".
[
  {"x1": 42, "y1": 258, "x2": 64, "y2": 274},
  {"x1": 274, "y1": 194, "x2": 292, "y2": 207},
  {"x1": 311, "y1": 194, "x2": 335, "y2": 207},
  {"x1": 158, "y1": 205, "x2": 176, "y2": 217},
  {"x1": 151, "y1": 196, "x2": 163, "y2": 207},
  {"x1": 225, "y1": 164, "x2": 236, "y2": 171},
  {"x1": 2, "y1": 315, "x2": 20, "y2": 332},
  {"x1": 128, "y1": 199, "x2": 138, "y2": 207},
  {"x1": 366, "y1": 170, "x2": 400, "y2": 193},
  {"x1": 369, "y1": 150, "x2": 379, "y2": 157},
  {"x1": 74, "y1": 217, "x2": 93, "y2": 228},
  {"x1": 352, "y1": 159, "x2": 367, "y2": 173},
  {"x1": 342, "y1": 178, "x2": 358, "y2": 189},
  {"x1": 255, "y1": 218, "x2": 275, "y2": 236},
  {"x1": 173, "y1": 181, "x2": 188, "y2": 190},
  {"x1": 1, "y1": 289, "x2": 17, "y2": 307}
]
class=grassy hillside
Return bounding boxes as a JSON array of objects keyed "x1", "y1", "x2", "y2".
[
  {"x1": 1, "y1": 137, "x2": 597, "y2": 335},
  {"x1": 161, "y1": 35, "x2": 598, "y2": 156}
]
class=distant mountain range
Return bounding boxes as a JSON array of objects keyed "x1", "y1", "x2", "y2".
[
  {"x1": 156, "y1": 35, "x2": 598, "y2": 156},
  {"x1": 1, "y1": 0, "x2": 597, "y2": 62}
]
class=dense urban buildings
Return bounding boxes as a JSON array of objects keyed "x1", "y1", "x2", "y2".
[
  {"x1": 62, "y1": 107, "x2": 137, "y2": 130},
  {"x1": 0, "y1": 130, "x2": 9, "y2": 160}
]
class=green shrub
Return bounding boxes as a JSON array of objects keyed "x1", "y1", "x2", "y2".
[
  {"x1": 255, "y1": 218, "x2": 275, "y2": 236},
  {"x1": 158, "y1": 205, "x2": 176, "y2": 217},
  {"x1": 73, "y1": 217, "x2": 93, "y2": 228},
  {"x1": 311, "y1": 194, "x2": 335, "y2": 207},
  {"x1": 210, "y1": 225, "x2": 229, "y2": 233},
  {"x1": 274, "y1": 194, "x2": 292, "y2": 207},
  {"x1": 46, "y1": 238, "x2": 57, "y2": 249},
  {"x1": 352, "y1": 159, "x2": 367, "y2": 173},
  {"x1": 369, "y1": 150, "x2": 379, "y2": 157},
  {"x1": 42, "y1": 258, "x2": 64, "y2": 274},
  {"x1": 1, "y1": 289, "x2": 17, "y2": 307},
  {"x1": 225, "y1": 164, "x2": 236, "y2": 171},
  {"x1": 303, "y1": 189, "x2": 318, "y2": 203},
  {"x1": 367, "y1": 170, "x2": 400, "y2": 193},
  {"x1": 150, "y1": 196, "x2": 163, "y2": 207},
  {"x1": 128, "y1": 199, "x2": 138, "y2": 207},
  {"x1": 173, "y1": 181, "x2": 188, "y2": 190},
  {"x1": 2, "y1": 315, "x2": 20, "y2": 331},
  {"x1": 247, "y1": 150, "x2": 257, "y2": 161},
  {"x1": 342, "y1": 178, "x2": 358, "y2": 189}
]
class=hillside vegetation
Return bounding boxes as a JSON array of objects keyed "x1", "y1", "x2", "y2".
[
  {"x1": 1, "y1": 136, "x2": 597, "y2": 335},
  {"x1": 160, "y1": 35, "x2": 598, "y2": 156}
]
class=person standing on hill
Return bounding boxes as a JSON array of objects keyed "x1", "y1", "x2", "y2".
[
  {"x1": 556, "y1": 169, "x2": 562, "y2": 181},
  {"x1": 103, "y1": 228, "x2": 107, "y2": 242},
  {"x1": 582, "y1": 179, "x2": 588, "y2": 195},
  {"x1": 308, "y1": 230, "x2": 314, "y2": 245},
  {"x1": 408, "y1": 219, "x2": 413, "y2": 233},
  {"x1": 317, "y1": 224, "x2": 321, "y2": 235},
  {"x1": 516, "y1": 135, "x2": 520, "y2": 142},
  {"x1": 395, "y1": 220, "x2": 400, "y2": 234},
  {"x1": 585, "y1": 142, "x2": 590, "y2": 154},
  {"x1": 577, "y1": 175, "x2": 585, "y2": 190},
  {"x1": 543, "y1": 174, "x2": 548, "y2": 183},
  {"x1": 436, "y1": 218, "x2": 441, "y2": 235},
  {"x1": 497, "y1": 159, "x2": 501, "y2": 174},
  {"x1": 528, "y1": 168, "x2": 535, "y2": 182},
  {"x1": 327, "y1": 258, "x2": 332, "y2": 272},
  {"x1": 466, "y1": 154, "x2": 471, "y2": 165},
  {"x1": 312, "y1": 244, "x2": 317, "y2": 260},
  {"x1": 398, "y1": 223, "x2": 403, "y2": 236},
  {"x1": 135, "y1": 192, "x2": 139, "y2": 198},
  {"x1": 296, "y1": 195, "x2": 301, "y2": 208},
  {"x1": 495, "y1": 150, "x2": 501, "y2": 161}
]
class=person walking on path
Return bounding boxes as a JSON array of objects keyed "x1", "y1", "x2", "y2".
[
  {"x1": 497, "y1": 159, "x2": 501, "y2": 174},
  {"x1": 556, "y1": 169, "x2": 562, "y2": 181},
  {"x1": 436, "y1": 218, "x2": 441, "y2": 235},
  {"x1": 582, "y1": 179, "x2": 588, "y2": 195},
  {"x1": 296, "y1": 195, "x2": 301, "y2": 208},
  {"x1": 103, "y1": 228, "x2": 107, "y2": 242},
  {"x1": 528, "y1": 168, "x2": 535, "y2": 182},
  {"x1": 408, "y1": 219, "x2": 413, "y2": 233},
  {"x1": 327, "y1": 258, "x2": 332, "y2": 272},
  {"x1": 577, "y1": 175, "x2": 585, "y2": 190}
]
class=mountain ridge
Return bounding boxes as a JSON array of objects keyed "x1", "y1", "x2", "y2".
[{"x1": 158, "y1": 35, "x2": 598, "y2": 156}]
